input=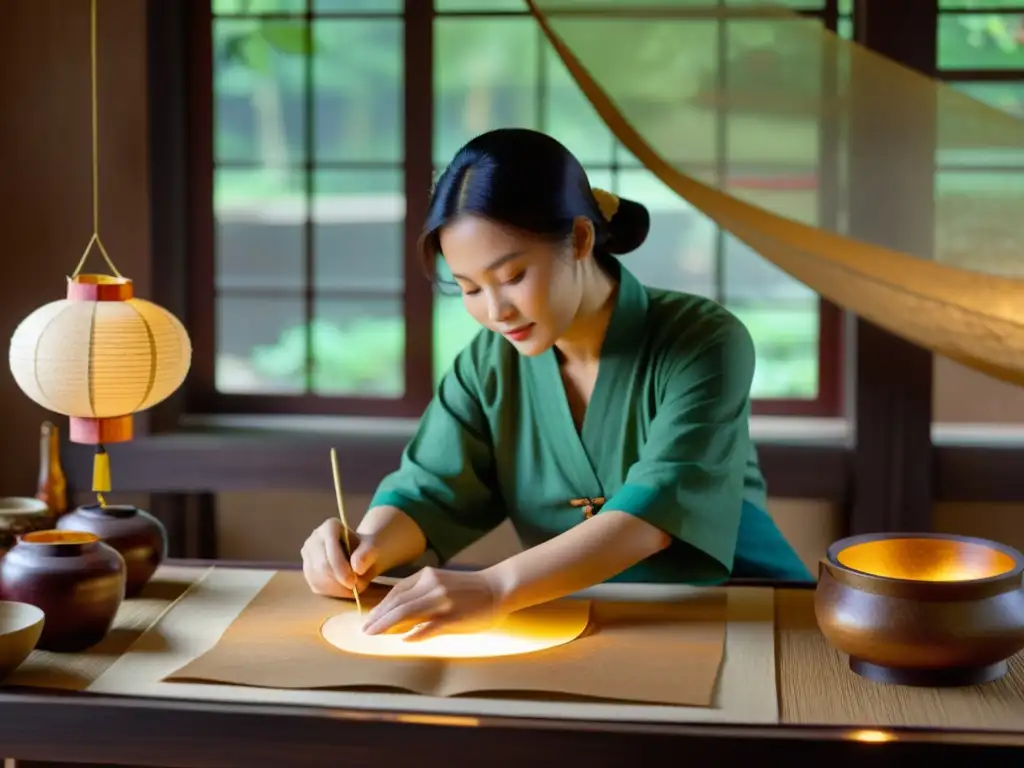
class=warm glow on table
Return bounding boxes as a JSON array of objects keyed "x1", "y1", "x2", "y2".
[
  {"x1": 320, "y1": 599, "x2": 591, "y2": 660},
  {"x1": 847, "y1": 729, "x2": 897, "y2": 744},
  {"x1": 836, "y1": 537, "x2": 1016, "y2": 582}
]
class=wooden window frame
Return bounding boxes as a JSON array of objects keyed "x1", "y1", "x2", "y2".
[{"x1": 183, "y1": 0, "x2": 848, "y2": 420}]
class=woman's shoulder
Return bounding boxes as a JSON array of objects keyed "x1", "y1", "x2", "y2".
[
  {"x1": 642, "y1": 286, "x2": 755, "y2": 371},
  {"x1": 635, "y1": 287, "x2": 757, "y2": 402}
]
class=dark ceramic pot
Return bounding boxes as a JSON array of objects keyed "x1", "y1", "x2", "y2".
[
  {"x1": 56, "y1": 505, "x2": 166, "y2": 598},
  {"x1": 0, "y1": 530, "x2": 126, "y2": 653},
  {"x1": 815, "y1": 532, "x2": 1024, "y2": 687}
]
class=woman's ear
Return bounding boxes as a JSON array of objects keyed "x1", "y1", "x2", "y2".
[{"x1": 571, "y1": 216, "x2": 596, "y2": 262}]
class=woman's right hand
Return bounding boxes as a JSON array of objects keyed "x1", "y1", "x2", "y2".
[{"x1": 301, "y1": 518, "x2": 379, "y2": 599}]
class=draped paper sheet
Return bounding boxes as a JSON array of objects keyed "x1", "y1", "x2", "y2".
[
  {"x1": 86, "y1": 567, "x2": 780, "y2": 726},
  {"x1": 526, "y1": 0, "x2": 1024, "y2": 385}
]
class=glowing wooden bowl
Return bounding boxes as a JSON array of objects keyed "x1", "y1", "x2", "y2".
[{"x1": 814, "y1": 532, "x2": 1024, "y2": 687}]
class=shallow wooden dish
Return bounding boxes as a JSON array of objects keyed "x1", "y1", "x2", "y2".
[{"x1": 814, "y1": 532, "x2": 1024, "y2": 687}]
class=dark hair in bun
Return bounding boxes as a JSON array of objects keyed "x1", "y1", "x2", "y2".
[{"x1": 420, "y1": 128, "x2": 650, "y2": 277}]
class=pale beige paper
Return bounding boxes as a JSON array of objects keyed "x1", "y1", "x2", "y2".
[
  {"x1": 165, "y1": 571, "x2": 726, "y2": 706},
  {"x1": 2, "y1": 565, "x2": 208, "y2": 691},
  {"x1": 86, "y1": 568, "x2": 779, "y2": 725}
]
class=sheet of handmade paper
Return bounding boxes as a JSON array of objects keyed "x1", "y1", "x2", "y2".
[
  {"x1": 85, "y1": 567, "x2": 780, "y2": 725},
  {"x1": 167, "y1": 571, "x2": 726, "y2": 707}
]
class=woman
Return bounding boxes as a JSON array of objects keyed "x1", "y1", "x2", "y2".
[{"x1": 301, "y1": 127, "x2": 811, "y2": 642}]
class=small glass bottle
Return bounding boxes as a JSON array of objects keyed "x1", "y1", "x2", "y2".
[{"x1": 36, "y1": 420, "x2": 68, "y2": 520}]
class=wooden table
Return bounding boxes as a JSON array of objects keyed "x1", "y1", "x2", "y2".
[{"x1": 0, "y1": 560, "x2": 1021, "y2": 768}]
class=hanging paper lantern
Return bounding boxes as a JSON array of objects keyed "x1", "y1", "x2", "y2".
[{"x1": 8, "y1": 274, "x2": 191, "y2": 489}]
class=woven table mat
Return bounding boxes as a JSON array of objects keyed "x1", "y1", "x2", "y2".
[
  {"x1": 776, "y1": 589, "x2": 1024, "y2": 731},
  {"x1": 2, "y1": 565, "x2": 209, "y2": 691}
]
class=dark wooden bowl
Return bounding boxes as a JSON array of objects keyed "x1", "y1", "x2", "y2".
[{"x1": 814, "y1": 532, "x2": 1024, "y2": 687}]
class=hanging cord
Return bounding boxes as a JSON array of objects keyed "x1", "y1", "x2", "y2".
[{"x1": 70, "y1": 0, "x2": 122, "y2": 280}]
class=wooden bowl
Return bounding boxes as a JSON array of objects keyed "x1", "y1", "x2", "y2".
[
  {"x1": 815, "y1": 532, "x2": 1024, "y2": 687},
  {"x1": 0, "y1": 600, "x2": 44, "y2": 680},
  {"x1": 0, "y1": 497, "x2": 50, "y2": 552}
]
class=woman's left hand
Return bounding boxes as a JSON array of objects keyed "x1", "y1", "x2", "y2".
[{"x1": 362, "y1": 567, "x2": 507, "y2": 642}]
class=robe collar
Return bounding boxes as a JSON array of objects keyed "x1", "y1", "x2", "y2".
[
  {"x1": 597, "y1": 259, "x2": 649, "y2": 360},
  {"x1": 523, "y1": 258, "x2": 651, "y2": 503}
]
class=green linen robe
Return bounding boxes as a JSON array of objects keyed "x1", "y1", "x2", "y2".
[{"x1": 371, "y1": 262, "x2": 811, "y2": 584}]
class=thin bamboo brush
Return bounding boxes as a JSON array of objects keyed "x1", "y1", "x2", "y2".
[{"x1": 330, "y1": 448, "x2": 362, "y2": 616}]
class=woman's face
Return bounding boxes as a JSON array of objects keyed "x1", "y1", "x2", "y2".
[{"x1": 438, "y1": 214, "x2": 592, "y2": 357}]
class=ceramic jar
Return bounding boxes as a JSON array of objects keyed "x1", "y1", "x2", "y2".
[
  {"x1": 56, "y1": 504, "x2": 167, "y2": 598},
  {"x1": 0, "y1": 530, "x2": 126, "y2": 652}
]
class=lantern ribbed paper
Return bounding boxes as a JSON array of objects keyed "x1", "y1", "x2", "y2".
[{"x1": 8, "y1": 275, "x2": 191, "y2": 446}]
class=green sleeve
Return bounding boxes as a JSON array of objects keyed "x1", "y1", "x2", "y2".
[
  {"x1": 603, "y1": 317, "x2": 755, "y2": 582},
  {"x1": 370, "y1": 342, "x2": 505, "y2": 564}
]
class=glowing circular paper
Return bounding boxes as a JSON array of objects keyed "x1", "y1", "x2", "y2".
[{"x1": 320, "y1": 599, "x2": 591, "y2": 660}]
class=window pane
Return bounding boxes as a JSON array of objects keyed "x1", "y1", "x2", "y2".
[
  {"x1": 313, "y1": 19, "x2": 403, "y2": 163},
  {"x1": 725, "y1": 0, "x2": 824, "y2": 7},
  {"x1": 216, "y1": 295, "x2": 306, "y2": 394},
  {"x1": 941, "y1": 0, "x2": 1024, "y2": 8},
  {"x1": 434, "y1": 18, "x2": 539, "y2": 165},
  {"x1": 214, "y1": 18, "x2": 308, "y2": 164},
  {"x1": 313, "y1": 170, "x2": 404, "y2": 292},
  {"x1": 935, "y1": 171, "x2": 1024, "y2": 277},
  {"x1": 838, "y1": 17, "x2": 853, "y2": 40},
  {"x1": 725, "y1": 19, "x2": 823, "y2": 166},
  {"x1": 951, "y1": 81, "x2": 1024, "y2": 118},
  {"x1": 542, "y1": 44, "x2": 616, "y2": 165},
  {"x1": 554, "y1": 16, "x2": 718, "y2": 169},
  {"x1": 437, "y1": 0, "x2": 526, "y2": 9},
  {"x1": 214, "y1": 0, "x2": 306, "y2": 14},
  {"x1": 939, "y1": 82, "x2": 1024, "y2": 167},
  {"x1": 585, "y1": 168, "x2": 614, "y2": 193},
  {"x1": 722, "y1": 232, "x2": 816, "y2": 304},
  {"x1": 725, "y1": 300, "x2": 820, "y2": 399},
  {"x1": 313, "y1": 297, "x2": 405, "y2": 397},
  {"x1": 724, "y1": 171, "x2": 820, "y2": 226},
  {"x1": 314, "y1": 0, "x2": 401, "y2": 11},
  {"x1": 617, "y1": 169, "x2": 718, "y2": 298},
  {"x1": 215, "y1": 168, "x2": 306, "y2": 291},
  {"x1": 433, "y1": 295, "x2": 482, "y2": 388},
  {"x1": 938, "y1": 14, "x2": 1024, "y2": 70},
  {"x1": 547, "y1": 0, "x2": 824, "y2": 6},
  {"x1": 636, "y1": 20, "x2": 721, "y2": 167}
]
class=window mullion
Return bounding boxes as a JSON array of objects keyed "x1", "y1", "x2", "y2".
[{"x1": 403, "y1": 0, "x2": 437, "y2": 410}]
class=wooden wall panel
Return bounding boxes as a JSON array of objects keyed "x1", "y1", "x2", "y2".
[{"x1": 0, "y1": 0, "x2": 151, "y2": 497}]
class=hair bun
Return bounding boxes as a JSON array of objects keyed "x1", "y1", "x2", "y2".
[{"x1": 605, "y1": 196, "x2": 650, "y2": 255}]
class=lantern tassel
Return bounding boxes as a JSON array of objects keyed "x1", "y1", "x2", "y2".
[{"x1": 92, "y1": 444, "x2": 111, "y2": 507}]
